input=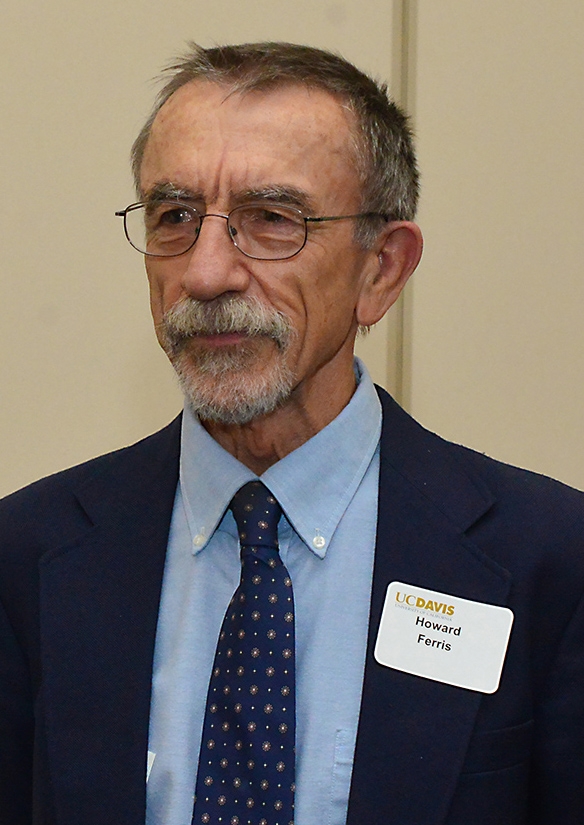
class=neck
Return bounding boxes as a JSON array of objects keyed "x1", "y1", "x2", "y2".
[{"x1": 202, "y1": 364, "x2": 357, "y2": 475}]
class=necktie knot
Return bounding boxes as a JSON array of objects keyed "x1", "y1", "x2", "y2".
[{"x1": 230, "y1": 481, "x2": 283, "y2": 556}]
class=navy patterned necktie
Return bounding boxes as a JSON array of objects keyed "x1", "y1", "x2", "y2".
[{"x1": 192, "y1": 481, "x2": 296, "y2": 825}]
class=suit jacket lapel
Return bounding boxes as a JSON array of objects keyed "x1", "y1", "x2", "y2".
[
  {"x1": 347, "y1": 390, "x2": 511, "y2": 825},
  {"x1": 38, "y1": 418, "x2": 181, "y2": 825}
]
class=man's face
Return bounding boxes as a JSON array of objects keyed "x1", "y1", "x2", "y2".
[{"x1": 140, "y1": 80, "x2": 379, "y2": 425}]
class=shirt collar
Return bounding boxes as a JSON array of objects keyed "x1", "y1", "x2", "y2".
[
  {"x1": 179, "y1": 412, "x2": 256, "y2": 554},
  {"x1": 179, "y1": 358, "x2": 382, "y2": 558}
]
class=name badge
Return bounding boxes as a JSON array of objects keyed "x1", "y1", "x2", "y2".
[{"x1": 374, "y1": 582, "x2": 514, "y2": 694}]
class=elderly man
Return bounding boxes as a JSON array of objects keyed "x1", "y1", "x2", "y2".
[{"x1": 1, "y1": 42, "x2": 583, "y2": 825}]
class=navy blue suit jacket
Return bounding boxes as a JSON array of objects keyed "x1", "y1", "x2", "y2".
[{"x1": 1, "y1": 388, "x2": 584, "y2": 824}]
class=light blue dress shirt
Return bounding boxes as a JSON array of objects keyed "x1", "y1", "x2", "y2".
[{"x1": 146, "y1": 360, "x2": 381, "y2": 825}]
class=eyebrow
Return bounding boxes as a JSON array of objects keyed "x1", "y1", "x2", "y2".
[
  {"x1": 143, "y1": 182, "x2": 202, "y2": 203},
  {"x1": 142, "y1": 181, "x2": 317, "y2": 213},
  {"x1": 232, "y1": 186, "x2": 316, "y2": 213}
]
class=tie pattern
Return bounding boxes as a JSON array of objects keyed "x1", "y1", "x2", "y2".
[{"x1": 192, "y1": 481, "x2": 296, "y2": 825}]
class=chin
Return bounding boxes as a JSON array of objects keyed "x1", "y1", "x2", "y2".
[{"x1": 172, "y1": 349, "x2": 296, "y2": 426}]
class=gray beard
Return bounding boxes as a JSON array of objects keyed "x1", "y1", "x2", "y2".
[{"x1": 159, "y1": 296, "x2": 296, "y2": 425}]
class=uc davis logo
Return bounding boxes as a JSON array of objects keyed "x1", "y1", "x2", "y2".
[{"x1": 395, "y1": 590, "x2": 455, "y2": 616}]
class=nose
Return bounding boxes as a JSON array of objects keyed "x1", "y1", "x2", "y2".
[{"x1": 180, "y1": 213, "x2": 252, "y2": 301}]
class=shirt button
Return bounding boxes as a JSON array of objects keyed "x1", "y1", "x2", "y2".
[
  {"x1": 312, "y1": 534, "x2": 326, "y2": 550},
  {"x1": 193, "y1": 534, "x2": 206, "y2": 547}
]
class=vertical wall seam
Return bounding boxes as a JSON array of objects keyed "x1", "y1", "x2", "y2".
[{"x1": 390, "y1": 0, "x2": 417, "y2": 407}]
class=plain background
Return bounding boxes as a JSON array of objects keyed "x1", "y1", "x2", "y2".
[{"x1": 1, "y1": 0, "x2": 583, "y2": 496}]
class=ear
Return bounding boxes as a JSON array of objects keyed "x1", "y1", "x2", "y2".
[{"x1": 355, "y1": 221, "x2": 423, "y2": 327}]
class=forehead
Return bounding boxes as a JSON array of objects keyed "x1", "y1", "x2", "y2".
[{"x1": 140, "y1": 80, "x2": 362, "y2": 207}]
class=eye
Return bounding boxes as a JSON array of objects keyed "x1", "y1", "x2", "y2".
[
  {"x1": 142, "y1": 202, "x2": 200, "y2": 255},
  {"x1": 157, "y1": 204, "x2": 197, "y2": 226},
  {"x1": 237, "y1": 204, "x2": 304, "y2": 233},
  {"x1": 229, "y1": 203, "x2": 306, "y2": 258},
  {"x1": 143, "y1": 202, "x2": 201, "y2": 239},
  {"x1": 259, "y1": 208, "x2": 292, "y2": 224}
]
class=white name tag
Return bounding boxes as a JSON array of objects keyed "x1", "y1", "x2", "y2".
[{"x1": 374, "y1": 581, "x2": 514, "y2": 694}]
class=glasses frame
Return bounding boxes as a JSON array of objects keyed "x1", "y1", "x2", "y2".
[{"x1": 115, "y1": 200, "x2": 390, "y2": 261}]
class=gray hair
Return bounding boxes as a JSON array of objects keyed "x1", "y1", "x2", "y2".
[{"x1": 131, "y1": 42, "x2": 419, "y2": 246}]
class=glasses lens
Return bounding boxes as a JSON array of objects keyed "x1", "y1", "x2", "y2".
[
  {"x1": 229, "y1": 204, "x2": 306, "y2": 260},
  {"x1": 125, "y1": 202, "x2": 200, "y2": 256}
]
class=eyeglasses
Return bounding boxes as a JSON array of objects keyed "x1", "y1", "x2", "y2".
[{"x1": 115, "y1": 201, "x2": 389, "y2": 261}]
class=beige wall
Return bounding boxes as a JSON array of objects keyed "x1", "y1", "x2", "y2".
[
  {"x1": 407, "y1": 0, "x2": 584, "y2": 490},
  {"x1": 2, "y1": 0, "x2": 584, "y2": 497},
  {"x1": 0, "y1": 0, "x2": 400, "y2": 497}
]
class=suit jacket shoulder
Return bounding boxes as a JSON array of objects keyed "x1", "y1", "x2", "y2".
[
  {"x1": 377, "y1": 386, "x2": 584, "y2": 575},
  {"x1": 0, "y1": 416, "x2": 182, "y2": 565}
]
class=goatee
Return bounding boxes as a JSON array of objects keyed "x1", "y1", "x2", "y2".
[{"x1": 158, "y1": 296, "x2": 296, "y2": 425}]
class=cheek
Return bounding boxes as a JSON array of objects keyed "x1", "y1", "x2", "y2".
[
  {"x1": 288, "y1": 288, "x2": 353, "y2": 362},
  {"x1": 304, "y1": 272, "x2": 360, "y2": 330},
  {"x1": 145, "y1": 263, "x2": 181, "y2": 319},
  {"x1": 264, "y1": 258, "x2": 361, "y2": 349}
]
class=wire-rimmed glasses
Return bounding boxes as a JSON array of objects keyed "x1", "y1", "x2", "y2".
[{"x1": 115, "y1": 201, "x2": 389, "y2": 261}]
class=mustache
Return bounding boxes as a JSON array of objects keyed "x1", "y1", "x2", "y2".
[{"x1": 159, "y1": 296, "x2": 294, "y2": 351}]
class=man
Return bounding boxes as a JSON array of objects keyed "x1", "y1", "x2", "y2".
[{"x1": 1, "y1": 42, "x2": 583, "y2": 825}]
